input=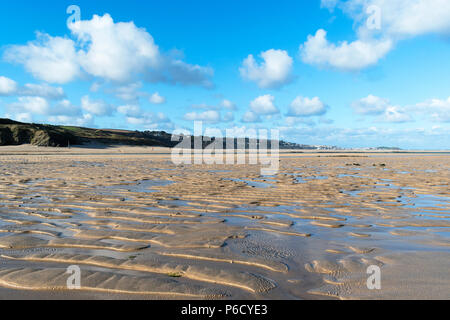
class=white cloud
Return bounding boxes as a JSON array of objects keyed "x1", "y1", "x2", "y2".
[
  {"x1": 321, "y1": 0, "x2": 339, "y2": 11},
  {"x1": 4, "y1": 14, "x2": 213, "y2": 87},
  {"x1": 19, "y1": 83, "x2": 65, "y2": 100},
  {"x1": 352, "y1": 95, "x2": 412, "y2": 123},
  {"x1": 300, "y1": 29, "x2": 392, "y2": 71},
  {"x1": 288, "y1": 96, "x2": 328, "y2": 117},
  {"x1": 150, "y1": 59, "x2": 214, "y2": 88},
  {"x1": 149, "y1": 92, "x2": 166, "y2": 104},
  {"x1": 126, "y1": 112, "x2": 172, "y2": 131},
  {"x1": 8, "y1": 97, "x2": 50, "y2": 115},
  {"x1": 70, "y1": 14, "x2": 160, "y2": 82},
  {"x1": 117, "y1": 104, "x2": 142, "y2": 117},
  {"x1": 0, "y1": 77, "x2": 65, "y2": 100},
  {"x1": 0, "y1": 76, "x2": 18, "y2": 95},
  {"x1": 241, "y1": 111, "x2": 261, "y2": 123},
  {"x1": 51, "y1": 99, "x2": 81, "y2": 116},
  {"x1": 381, "y1": 0, "x2": 450, "y2": 38},
  {"x1": 221, "y1": 99, "x2": 236, "y2": 110},
  {"x1": 48, "y1": 114, "x2": 93, "y2": 127},
  {"x1": 223, "y1": 111, "x2": 235, "y2": 122},
  {"x1": 6, "y1": 94, "x2": 82, "y2": 120},
  {"x1": 240, "y1": 49, "x2": 293, "y2": 88},
  {"x1": 279, "y1": 123, "x2": 450, "y2": 149},
  {"x1": 352, "y1": 94, "x2": 390, "y2": 115},
  {"x1": 415, "y1": 97, "x2": 450, "y2": 122},
  {"x1": 284, "y1": 116, "x2": 316, "y2": 127},
  {"x1": 117, "y1": 104, "x2": 173, "y2": 130},
  {"x1": 81, "y1": 95, "x2": 114, "y2": 116},
  {"x1": 249, "y1": 94, "x2": 279, "y2": 115},
  {"x1": 330, "y1": 0, "x2": 450, "y2": 39},
  {"x1": 4, "y1": 33, "x2": 80, "y2": 84},
  {"x1": 182, "y1": 103, "x2": 235, "y2": 123},
  {"x1": 191, "y1": 103, "x2": 216, "y2": 110},
  {"x1": 306, "y1": 0, "x2": 450, "y2": 71},
  {"x1": 111, "y1": 82, "x2": 143, "y2": 101},
  {"x1": 90, "y1": 82, "x2": 101, "y2": 92},
  {"x1": 353, "y1": 94, "x2": 450, "y2": 123},
  {"x1": 383, "y1": 106, "x2": 412, "y2": 123},
  {"x1": 5, "y1": 112, "x2": 33, "y2": 123},
  {"x1": 184, "y1": 110, "x2": 221, "y2": 123}
]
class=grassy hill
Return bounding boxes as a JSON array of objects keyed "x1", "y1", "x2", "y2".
[
  {"x1": 0, "y1": 119, "x2": 176, "y2": 147},
  {"x1": 0, "y1": 118, "x2": 325, "y2": 149}
]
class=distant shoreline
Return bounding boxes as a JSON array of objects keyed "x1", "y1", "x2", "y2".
[{"x1": 0, "y1": 144, "x2": 448, "y2": 156}]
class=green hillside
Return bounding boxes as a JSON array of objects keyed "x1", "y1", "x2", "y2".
[{"x1": 0, "y1": 119, "x2": 175, "y2": 147}]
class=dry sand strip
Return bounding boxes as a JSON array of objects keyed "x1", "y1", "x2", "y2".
[
  {"x1": 1, "y1": 253, "x2": 276, "y2": 293},
  {"x1": 0, "y1": 267, "x2": 227, "y2": 299},
  {"x1": 83, "y1": 211, "x2": 225, "y2": 225},
  {"x1": 245, "y1": 227, "x2": 311, "y2": 237},
  {"x1": 220, "y1": 214, "x2": 294, "y2": 227},
  {"x1": 70, "y1": 226, "x2": 247, "y2": 249},
  {"x1": 0, "y1": 234, "x2": 148, "y2": 252},
  {"x1": 0, "y1": 225, "x2": 61, "y2": 237},
  {"x1": 48, "y1": 204, "x2": 203, "y2": 218},
  {"x1": 157, "y1": 250, "x2": 289, "y2": 273}
]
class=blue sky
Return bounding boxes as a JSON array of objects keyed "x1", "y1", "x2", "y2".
[{"x1": 0, "y1": 0, "x2": 449, "y2": 149}]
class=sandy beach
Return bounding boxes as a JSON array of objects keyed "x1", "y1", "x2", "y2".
[{"x1": 0, "y1": 145, "x2": 448, "y2": 300}]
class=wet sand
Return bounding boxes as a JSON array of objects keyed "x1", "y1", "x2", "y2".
[{"x1": 0, "y1": 145, "x2": 448, "y2": 299}]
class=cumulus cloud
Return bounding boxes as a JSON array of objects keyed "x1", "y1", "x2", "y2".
[
  {"x1": 70, "y1": 14, "x2": 159, "y2": 82},
  {"x1": 117, "y1": 104, "x2": 141, "y2": 117},
  {"x1": 5, "y1": 90, "x2": 83, "y2": 120},
  {"x1": 353, "y1": 94, "x2": 450, "y2": 123},
  {"x1": 302, "y1": 0, "x2": 450, "y2": 71},
  {"x1": 116, "y1": 103, "x2": 173, "y2": 130},
  {"x1": 278, "y1": 124, "x2": 450, "y2": 149},
  {"x1": 0, "y1": 76, "x2": 18, "y2": 95},
  {"x1": 0, "y1": 77, "x2": 66, "y2": 100},
  {"x1": 240, "y1": 49, "x2": 293, "y2": 88},
  {"x1": 81, "y1": 95, "x2": 115, "y2": 116},
  {"x1": 382, "y1": 106, "x2": 412, "y2": 123},
  {"x1": 8, "y1": 96, "x2": 50, "y2": 115},
  {"x1": 191, "y1": 103, "x2": 216, "y2": 110},
  {"x1": 249, "y1": 95, "x2": 279, "y2": 115},
  {"x1": 352, "y1": 94, "x2": 390, "y2": 115},
  {"x1": 51, "y1": 99, "x2": 82, "y2": 116},
  {"x1": 18, "y1": 83, "x2": 66, "y2": 100},
  {"x1": 241, "y1": 111, "x2": 261, "y2": 123},
  {"x1": 90, "y1": 82, "x2": 101, "y2": 92},
  {"x1": 288, "y1": 96, "x2": 328, "y2": 117},
  {"x1": 48, "y1": 114, "x2": 93, "y2": 127},
  {"x1": 284, "y1": 116, "x2": 316, "y2": 127},
  {"x1": 111, "y1": 82, "x2": 143, "y2": 102},
  {"x1": 352, "y1": 95, "x2": 412, "y2": 123},
  {"x1": 415, "y1": 97, "x2": 450, "y2": 122},
  {"x1": 149, "y1": 92, "x2": 166, "y2": 104},
  {"x1": 126, "y1": 112, "x2": 173, "y2": 131},
  {"x1": 223, "y1": 111, "x2": 235, "y2": 122},
  {"x1": 300, "y1": 29, "x2": 393, "y2": 71},
  {"x1": 327, "y1": 0, "x2": 450, "y2": 39},
  {"x1": 4, "y1": 14, "x2": 213, "y2": 87},
  {"x1": 182, "y1": 102, "x2": 236, "y2": 123},
  {"x1": 321, "y1": 0, "x2": 339, "y2": 11},
  {"x1": 221, "y1": 99, "x2": 236, "y2": 110},
  {"x1": 5, "y1": 112, "x2": 33, "y2": 123},
  {"x1": 4, "y1": 33, "x2": 80, "y2": 83},
  {"x1": 148, "y1": 59, "x2": 214, "y2": 88},
  {"x1": 184, "y1": 110, "x2": 221, "y2": 123}
]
